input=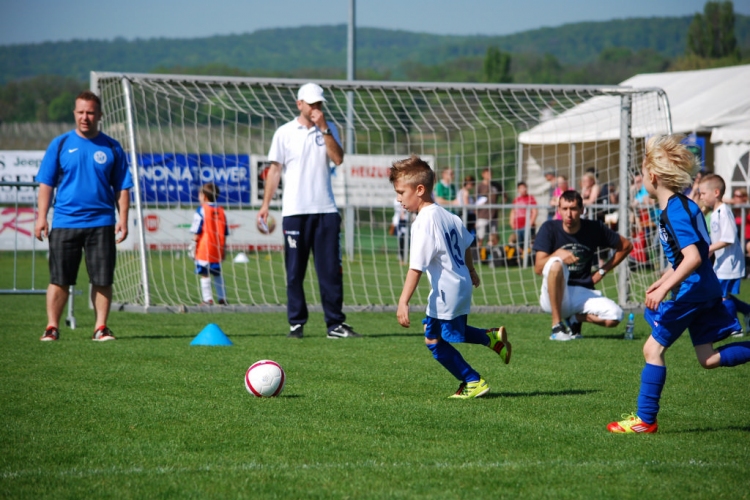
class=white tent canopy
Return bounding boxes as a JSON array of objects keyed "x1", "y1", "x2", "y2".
[{"x1": 519, "y1": 64, "x2": 750, "y2": 145}]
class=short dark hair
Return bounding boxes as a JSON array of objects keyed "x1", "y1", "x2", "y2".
[
  {"x1": 389, "y1": 155, "x2": 435, "y2": 192},
  {"x1": 517, "y1": 181, "x2": 527, "y2": 188},
  {"x1": 76, "y1": 90, "x2": 102, "y2": 112},
  {"x1": 201, "y1": 182, "x2": 220, "y2": 202},
  {"x1": 559, "y1": 190, "x2": 583, "y2": 209}
]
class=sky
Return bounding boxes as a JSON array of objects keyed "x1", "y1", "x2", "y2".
[{"x1": 1, "y1": 0, "x2": 749, "y2": 46}]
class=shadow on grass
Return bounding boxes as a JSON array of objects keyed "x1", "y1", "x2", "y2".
[
  {"x1": 485, "y1": 389, "x2": 599, "y2": 398},
  {"x1": 670, "y1": 425, "x2": 750, "y2": 434}
]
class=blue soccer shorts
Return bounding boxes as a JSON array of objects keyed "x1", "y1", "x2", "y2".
[{"x1": 645, "y1": 297, "x2": 740, "y2": 348}]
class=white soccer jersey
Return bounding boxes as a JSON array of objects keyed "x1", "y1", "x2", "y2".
[
  {"x1": 409, "y1": 204, "x2": 475, "y2": 320},
  {"x1": 267, "y1": 118, "x2": 341, "y2": 216},
  {"x1": 710, "y1": 203, "x2": 745, "y2": 280}
]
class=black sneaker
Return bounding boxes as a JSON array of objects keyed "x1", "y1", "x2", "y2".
[
  {"x1": 92, "y1": 326, "x2": 116, "y2": 342},
  {"x1": 40, "y1": 326, "x2": 59, "y2": 341},
  {"x1": 549, "y1": 322, "x2": 575, "y2": 341},
  {"x1": 566, "y1": 317, "x2": 583, "y2": 339},
  {"x1": 327, "y1": 323, "x2": 361, "y2": 339},
  {"x1": 217, "y1": 299, "x2": 228, "y2": 306},
  {"x1": 287, "y1": 324, "x2": 304, "y2": 339}
]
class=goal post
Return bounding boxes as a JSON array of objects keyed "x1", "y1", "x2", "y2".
[{"x1": 92, "y1": 71, "x2": 672, "y2": 313}]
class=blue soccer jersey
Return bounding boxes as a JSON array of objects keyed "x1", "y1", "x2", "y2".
[
  {"x1": 658, "y1": 193, "x2": 721, "y2": 302},
  {"x1": 36, "y1": 131, "x2": 133, "y2": 229}
]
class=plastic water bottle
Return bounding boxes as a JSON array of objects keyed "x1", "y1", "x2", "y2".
[{"x1": 624, "y1": 313, "x2": 635, "y2": 340}]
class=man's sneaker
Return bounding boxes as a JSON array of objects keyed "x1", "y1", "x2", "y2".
[
  {"x1": 566, "y1": 317, "x2": 583, "y2": 339},
  {"x1": 449, "y1": 378, "x2": 490, "y2": 399},
  {"x1": 607, "y1": 413, "x2": 658, "y2": 434},
  {"x1": 549, "y1": 322, "x2": 575, "y2": 341},
  {"x1": 287, "y1": 324, "x2": 304, "y2": 339},
  {"x1": 217, "y1": 299, "x2": 228, "y2": 306},
  {"x1": 200, "y1": 300, "x2": 214, "y2": 306},
  {"x1": 327, "y1": 323, "x2": 362, "y2": 339},
  {"x1": 487, "y1": 326, "x2": 511, "y2": 364},
  {"x1": 40, "y1": 326, "x2": 59, "y2": 342},
  {"x1": 92, "y1": 326, "x2": 116, "y2": 342}
]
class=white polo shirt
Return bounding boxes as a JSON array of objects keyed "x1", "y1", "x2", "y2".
[
  {"x1": 267, "y1": 118, "x2": 341, "y2": 216},
  {"x1": 409, "y1": 204, "x2": 475, "y2": 320}
]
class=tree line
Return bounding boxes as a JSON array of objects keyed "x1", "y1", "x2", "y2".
[{"x1": 0, "y1": 1, "x2": 746, "y2": 124}]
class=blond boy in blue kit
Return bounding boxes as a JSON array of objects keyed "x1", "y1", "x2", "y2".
[
  {"x1": 389, "y1": 155, "x2": 511, "y2": 399},
  {"x1": 607, "y1": 135, "x2": 750, "y2": 433}
]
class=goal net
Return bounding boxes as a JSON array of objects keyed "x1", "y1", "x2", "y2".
[{"x1": 92, "y1": 72, "x2": 671, "y2": 312}]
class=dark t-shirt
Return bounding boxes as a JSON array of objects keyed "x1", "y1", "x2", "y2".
[{"x1": 533, "y1": 219, "x2": 622, "y2": 289}]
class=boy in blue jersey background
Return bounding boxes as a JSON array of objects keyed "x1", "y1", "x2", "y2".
[
  {"x1": 35, "y1": 90, "x2": 133, "y2": 342},
  {"x1": 608, "y1": 135, "x2": 750, "y2": 434}
]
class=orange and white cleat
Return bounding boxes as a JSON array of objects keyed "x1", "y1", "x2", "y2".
[{"x1": 607, "y1": 413, "x2": 658, "y2": 434}]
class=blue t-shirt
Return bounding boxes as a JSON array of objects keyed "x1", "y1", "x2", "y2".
[
  {"x1": 533, "y1": 218, "x2": 622, "y2": 289},
  {"x1": 36, "y1": 131, "x2": 133, "y2": 229},
  {"x1": 658, "y1": 193, "x2": 721, "y2": 302}
]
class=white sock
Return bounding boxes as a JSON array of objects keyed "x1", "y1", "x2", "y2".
[
  {"x1": 213, "y1": 274, "x2": 226, "y2": 301},
  {"x1": 200, "y1": 276, "x2": 213, "y2": 303}
]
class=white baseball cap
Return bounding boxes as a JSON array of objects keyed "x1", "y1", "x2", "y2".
[{"x1": 297, "y1": 83, "x2": 326, "y2": 104}]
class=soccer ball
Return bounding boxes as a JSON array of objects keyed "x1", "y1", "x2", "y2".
[
  {"x1": 256, "y1": 215, "x2": 276, "y2": 234},
  {"x1": 245, "y1": 360, "x2": 285, "y2": 397}
]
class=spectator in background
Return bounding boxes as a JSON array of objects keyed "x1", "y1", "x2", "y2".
[
  {"x1": 685, "y1": 169, "x2": 705, "y2": 204},
  {"x1": 550, "y1": 175, "x2": 569, "y2": 221},
  {"x1": 544, "y1": 170, "x2": 557, "y2": 220},
  {"x1": 580, "y1": 172, "x2": 601, "y2": 216},
  {"x1": 434, "y1": 168, "x2": 458, "y2": 211},
  {"x1": 731, "y1": 188, "x2": 750, "y2": 258},
  {"x1": 456, "y1": 175, "x2": 476, "y2": 237},
  {"x1": 475, "y1": 168, "x2": 499, "y2": 249},
  {"x1": 510, "y1": 181, "x2": 538, "y2": 246}
]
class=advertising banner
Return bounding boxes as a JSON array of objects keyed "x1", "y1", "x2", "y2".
[
  {"x1": 137, "y1": 153, "x2": 251, "y2": 204},
  {"x1": 0, "y1": 150, "x2": 44, "y2": 203},
  {"x1": 125, "y1": 208, "x2": 284, "y2": 252}
]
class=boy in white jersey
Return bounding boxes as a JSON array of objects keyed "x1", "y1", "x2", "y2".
[
  {"x1": 699, "y1": 174, "x2": 750, "y2": 336},
  {"x1": 389, "y1": 155, "x2": 512, "y2": 399}
]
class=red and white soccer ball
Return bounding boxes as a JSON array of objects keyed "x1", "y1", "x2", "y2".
[{"x1": 245, "y1": 360, "x2": 286, "y2": 397}]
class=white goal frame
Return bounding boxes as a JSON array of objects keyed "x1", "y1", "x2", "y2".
[{"x1": 91, "y1": 72, "x2": 672, "y2": 313}]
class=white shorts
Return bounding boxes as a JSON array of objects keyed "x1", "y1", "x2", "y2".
[
  {"x1": 475, "y1": 218, "x2": 496, "y2": 242},
  {"x1": 539, "y1": 257, "x2": 623, "y2": 321}
]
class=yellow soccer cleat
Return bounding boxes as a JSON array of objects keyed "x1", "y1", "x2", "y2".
[
  {"x1": 449, "y1": 378, "x2": 490, "y2": 399},
  {"x1": 487, "y1": 326, "x2": 511, "y2": 364}
]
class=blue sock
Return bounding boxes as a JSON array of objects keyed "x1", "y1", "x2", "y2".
[
  {"x1": 463, "y1": 325, "x2": 490, "y2": 346},
  {"x1": 636, "y1": 363, "x2": 667, "y2": 425},
  {"x1": 729, "y1": 295, "x2": 750, "y2": 316},
  {"x1": 723, "y1": 297, "x2": 738, "y2": 321},
  {"x1": 718, "y1": 341, "x2": 750, "y2": 367},
  {"x1": 426, "y1": 341, "x2": 480, "y2": 383}
]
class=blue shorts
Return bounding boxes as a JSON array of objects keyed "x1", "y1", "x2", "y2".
[
  {"x1": 195, "y1": 262, "x2": 222, "y2": 276},
  {"x1": 719, "y1": 278, "x2": 741, "y2": 297},
  {"x1": 645, "y1": 297, "x2": 740, "y2": 348},
  {"x1": 424, "y1": 315, "x2": 470, "y2": 343}
]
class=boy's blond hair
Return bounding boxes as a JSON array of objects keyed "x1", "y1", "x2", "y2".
[
  {"x1": 389, "y1": 155, "x2": 435, "y2": 192},
  {"x1": 201, "y1": 182, "x2": 220, "y2": 203},
  {"x1": 643, "y1": 134, "x2": 700, "y2": 193},
  {"x1": 700, "y1": 173, "x2": 726, "y2": 198}
]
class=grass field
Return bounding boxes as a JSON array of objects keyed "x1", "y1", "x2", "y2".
[{"x1": 2, "y1": 281, "x2": 750, "y2": 499}]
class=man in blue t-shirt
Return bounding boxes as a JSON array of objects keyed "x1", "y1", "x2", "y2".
[
  {"x1": 532, "y1": 190, "x2": 633, "y2": 341},
  {"x1": 35, "y1": 90, "x2": 133, "y2": 342}
]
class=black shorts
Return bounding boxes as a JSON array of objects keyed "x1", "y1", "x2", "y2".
[{"x1": 48, "y1": 226, "x2": 117, "y2": 287}]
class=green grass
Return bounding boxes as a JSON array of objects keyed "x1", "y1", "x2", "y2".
[{"x1": 1, "y1": 288, "x2": 749, "y2": 499}]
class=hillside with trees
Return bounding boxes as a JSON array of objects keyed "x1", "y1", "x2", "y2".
[{"x1": 0, "y1": 3, "x2": 748, "y2": 125}]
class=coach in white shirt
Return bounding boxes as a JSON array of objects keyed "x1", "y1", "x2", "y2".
[{"x1": 258, "y1": 83, "x2": 361, "y2": 339}]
